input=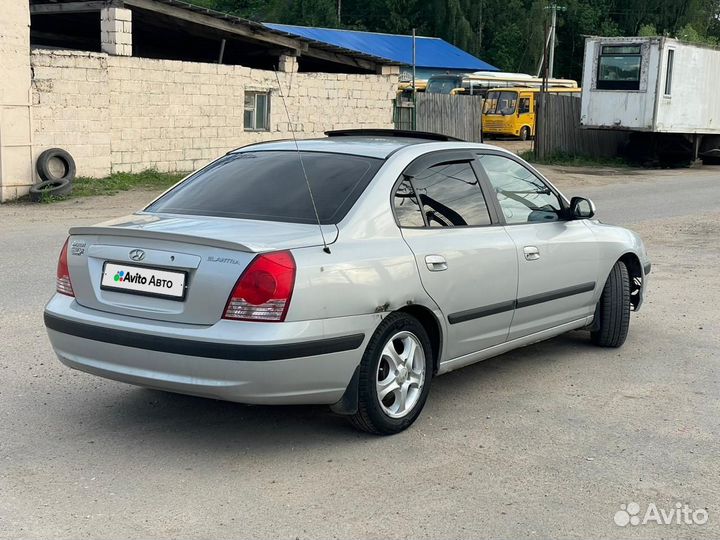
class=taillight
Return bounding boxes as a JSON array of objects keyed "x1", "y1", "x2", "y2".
[
  {"x1": 56, "y1": 238, "x2": 74, "y2": 296},
  {"x1": 223, "y1": 251, "x2": 296, "y2": 322}
]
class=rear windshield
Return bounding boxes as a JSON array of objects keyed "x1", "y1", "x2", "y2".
[{"x1": 145, "y1": 151, "x2": 383, "y2": 225}]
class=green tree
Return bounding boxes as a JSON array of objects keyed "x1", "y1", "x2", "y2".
[{"x1": 187, "y1": 0, "x2": 720, "y2": 79}]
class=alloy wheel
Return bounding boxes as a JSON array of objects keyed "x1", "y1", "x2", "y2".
[{"x1": 375, "y1": 331, "x2": 426, "y2": 418}]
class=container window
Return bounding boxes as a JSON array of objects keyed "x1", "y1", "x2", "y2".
[
  {"x1": 596, "y1": 44, "x2": 642, "y2": 90},
  {"x1": 664, "y1": 49, "x2": 674, "y2": 95}
]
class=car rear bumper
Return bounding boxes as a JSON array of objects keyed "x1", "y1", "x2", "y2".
[{"x1": 44, "y1": 294, "x2": 378, "y2": 405}]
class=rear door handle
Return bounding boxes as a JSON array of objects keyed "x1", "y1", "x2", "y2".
[
  {"x1": 425, "y1": 255, "x2": 448, "y2": 271},
  {"x1": 523, "y1": 246, "x2": 540, "y2": 261}
]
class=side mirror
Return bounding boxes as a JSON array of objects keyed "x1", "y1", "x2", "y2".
[{"x1": 570, "y1": 196, "x2": 596, "y2": 219}]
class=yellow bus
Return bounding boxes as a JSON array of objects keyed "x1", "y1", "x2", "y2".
[{"x1": 482, "y1": 86, "x2": 582, "y2": 140}]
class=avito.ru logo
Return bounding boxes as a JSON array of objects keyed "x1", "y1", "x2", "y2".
[
  {"x1": 114, "y1": 270, "x2": 147, "y2": 284},
  {"x1": 614, "y1": 502, "x2": 708, "y2": 527}
]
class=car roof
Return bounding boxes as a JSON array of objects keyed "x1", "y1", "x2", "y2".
[{"x1": 232, "y1": 135, "x2": 442, "y2": 159}]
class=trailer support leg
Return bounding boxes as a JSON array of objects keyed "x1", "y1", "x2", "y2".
[{"x1": 693, "y1": 134, "x2": 702, "y2": 163}]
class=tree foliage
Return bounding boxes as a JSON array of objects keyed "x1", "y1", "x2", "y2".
[{"x1": 190, "y1": 0, "x2": 720, "y2": 79}]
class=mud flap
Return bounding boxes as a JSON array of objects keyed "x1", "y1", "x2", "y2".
[{"x1": 329, "y1": 365, "x2": 360, "y2": 415}]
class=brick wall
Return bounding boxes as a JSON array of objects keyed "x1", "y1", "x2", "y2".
[{"x1": 30, "y1": 49, "x2": 397, "y2": 180}]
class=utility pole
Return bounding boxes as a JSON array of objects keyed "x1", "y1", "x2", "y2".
[
  {"x1": 412, "y1": 28, "x2": 417, "y2": 131},
  {"x1": 545, "y1": 3, "x2": 566, "y2": 79},
  {"x1": 536, "y1": 17, "x2": 550, "y2": 160},
  {"x1": 337, "y1": 0, "x2": 341, "y2": 24}
]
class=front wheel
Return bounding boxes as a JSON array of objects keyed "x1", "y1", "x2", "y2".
[
  {"x1": 519, "y1": 126, "x2": 531, "y2": 141},
  {"x1": 591, "y1": 261, "x2": 631, "y2": 347},
  {"x1": 349, "y1": 313, "x2": 433, "y2": 434}
]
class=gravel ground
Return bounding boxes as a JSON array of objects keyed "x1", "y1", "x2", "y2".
[{"x1": 1, "y1": 165, "x2": 718, "y2": 539}]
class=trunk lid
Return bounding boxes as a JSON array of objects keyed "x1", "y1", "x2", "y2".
[{"x1": 66, "y1": 213, "x2": 337, "y2": 325}]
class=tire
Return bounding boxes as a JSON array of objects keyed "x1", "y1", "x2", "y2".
[
  {"x1": 519, "y1": 126, "x2": 531, "y2": 141},
  {"x1": 348, "y1": 312, "x2": 433, "y2": 434},
  {"x1": 591, "y1": 260, "x2": 631, "y2": 347},
  {"x1": 28, "y1": 178, "x2": 73, "y2": 202},
  {"x1": 36, "y1": 148, "x2": 76, "y2": 183}
]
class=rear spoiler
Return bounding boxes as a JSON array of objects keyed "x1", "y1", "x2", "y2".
[{"x1": 68, "y1": 226, "x2": 254, "y2": 253}]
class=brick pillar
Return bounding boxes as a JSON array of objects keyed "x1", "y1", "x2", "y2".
[
  {"x1": 378, "y1": 64, "x2": 400, "y2": 76},
  {"x1": 101, "y1": 7, "x2": 132, "y2": 56},
  {"x1": 278, "y1": 53, "x2": 298, "y2": 73},
  {"x1": 0, "y1": 1, "x2": 33, "y2": 201}
]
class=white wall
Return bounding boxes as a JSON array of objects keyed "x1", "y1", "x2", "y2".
[
  {"x1": 654, "y1": 40, "x2": 720, "y2": 133},
  {"x1": 0, "y1": 1, "x2": 33, "y2": 201}
]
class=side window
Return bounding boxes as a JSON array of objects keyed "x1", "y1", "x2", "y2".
[
  {"x1": 394, "y1": 178, "x2": 425, "y2": 227},
  {"x1": 410, "y1": 161, "x2": 491, "y2": 227},
  {"x1": 664, "y1": 49, "x2": 674, "y2": 96},
  {"x1": 478, "y1": 154, "x2": 562, "y2": 224},
  {"x1": 519, "y1": 97, "x2": 531, "y2": 114}
]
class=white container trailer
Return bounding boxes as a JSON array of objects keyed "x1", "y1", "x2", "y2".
[{"x1": 580, "y1": 36, "x2": 720, "y2": 162}]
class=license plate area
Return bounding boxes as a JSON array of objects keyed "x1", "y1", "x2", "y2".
[{"x1": 101, "y1": 262, "x2": 187, "y2": 300}]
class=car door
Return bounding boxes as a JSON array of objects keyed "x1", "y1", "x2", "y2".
[
  {"x1": 393, "y1": 151, "x2": 518, "y2": 360},
  {"x1": 476, "y1": 152, "x2": 599, "y2": 340}
]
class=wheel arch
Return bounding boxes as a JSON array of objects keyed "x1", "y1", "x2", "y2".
[
  {"x1": 330, "y1": 305, "x2": 443, "y2": 416},
  {"x1": 396, "y1": 304, "x2": 443, "y2": 374},
  {"x1": 618, "y1": 251, "x2": 643, "y2": 310}
]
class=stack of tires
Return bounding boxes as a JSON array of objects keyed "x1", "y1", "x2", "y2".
[{"x1": 29, "y1": 148, "x2": 75, "y2": 202}]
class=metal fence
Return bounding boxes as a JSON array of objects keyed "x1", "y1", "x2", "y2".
[
  {"x1": 535, "y1": 94, "x2": 628, "y2": 160},
  {"x1": 394, "y1": 93, "x2": 484, "y2": 142}
]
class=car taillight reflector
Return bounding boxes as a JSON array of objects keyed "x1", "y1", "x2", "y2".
[
  {"x1": 56, "y1": 238, "x2": 74, "y2": 296},
  {"x1": 223, "y1": 251, "x2": 296, "y2": 322}
]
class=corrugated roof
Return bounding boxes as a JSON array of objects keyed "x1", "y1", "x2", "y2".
[{"x1": 264, "y1": 23, "x2": 498, "y2": 71}]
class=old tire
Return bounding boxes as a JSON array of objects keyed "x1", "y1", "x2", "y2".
[
  {"x1": 28, "y1": 178, "x2": 73, "y2": 202},
  {"x1": 519, "y1": 126, "x2": 531, "y2": 141},
  {"x1": 591, "y1": 261, "x2": 630, "y2": 348},
  {"x1": 348, "y1": 312, "x2": 433, "y2": 435},
  {"x1": 36, "y1": 148, "x2": 76, "y2": 183}
]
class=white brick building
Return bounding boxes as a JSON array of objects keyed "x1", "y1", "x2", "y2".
[{"x1": 0, "y1": 0, "x2": 399, "y2": 201}]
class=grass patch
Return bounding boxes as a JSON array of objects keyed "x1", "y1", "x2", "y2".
[
  {"x1": 11, "y1": 169, "x2": 190, "y2": 204},
  {"x1": 519, "y1": 150, "x2": 631, "y2": 168},
  {"x1": 71, "y1": 169, "x2": 188, "y2": 197}
]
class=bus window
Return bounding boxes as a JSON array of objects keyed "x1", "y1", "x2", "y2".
[
  {"x1": 484, "y1": 91, "x2": 518, "y2": 115},
  {"x1": 519, "y1": 97, "x2": 531, "y2": 114},
  {"x1": 426, "y1": 76, "x2": 462, "y2": 94}
]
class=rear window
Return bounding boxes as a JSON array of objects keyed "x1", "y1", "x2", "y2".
[{"x1": 145, "y1": 151, "x2": 383, "y2": 225}]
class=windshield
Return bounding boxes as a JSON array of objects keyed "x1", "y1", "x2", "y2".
[
  {"x1": 145, "y1": 151, "x2": 383, "y2": 225},
  {"x1": 483, "y1": 91, "x2": 518, "y2": 115},
  {"x1": 426, "y1": 77, "x2": 462, "y2": 94}
]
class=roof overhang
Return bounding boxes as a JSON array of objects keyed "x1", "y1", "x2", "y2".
[{"x1": 29, "y1": 0, "x2": 398, "y2": 72}]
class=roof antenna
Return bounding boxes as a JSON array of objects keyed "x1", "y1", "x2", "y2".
[{"x1": 272, "y1": 66, "x2": 331, "y2": 254}]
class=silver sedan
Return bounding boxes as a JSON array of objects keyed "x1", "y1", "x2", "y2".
[{"x1": 44, "y1": 130, "x2": 650, "y2": 434}]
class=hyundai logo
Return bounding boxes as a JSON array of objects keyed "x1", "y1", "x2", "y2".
[{"x1": 129, "y1": 249, "x2": 145, "y2": 262}]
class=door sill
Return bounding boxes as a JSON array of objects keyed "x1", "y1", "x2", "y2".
[{"x1": 437, "y1": 316, "x2": 592, "y2": 375}]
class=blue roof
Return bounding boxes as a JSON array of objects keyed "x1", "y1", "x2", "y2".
[{"x1": 264, "y1": 23, "x2": 498, "y2": 71}]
